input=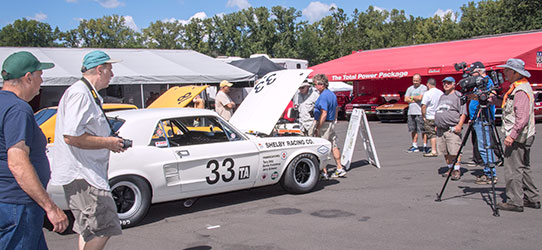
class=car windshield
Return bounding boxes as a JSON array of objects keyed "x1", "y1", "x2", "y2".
[
  {"x1": 149, "y1": 115, "x2": 244, "y2": 147},
  {"x1": 34, "y1": 109, "x2": 57, "y2": 126}
]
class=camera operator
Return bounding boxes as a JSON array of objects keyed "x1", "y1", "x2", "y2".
[
  {"x1": 491, "y1": 59, "x2": 539, "y2": 212},
  {"x1": 465, "y1": 62, "x2": 498, "y2": 185},
  {"x1": 51, "y1": 50, "x2": 126, "y2": 249}
]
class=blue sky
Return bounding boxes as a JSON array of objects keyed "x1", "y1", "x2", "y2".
[{"x1": 0, "y1": 0, "x2": 478, "y2": 32}]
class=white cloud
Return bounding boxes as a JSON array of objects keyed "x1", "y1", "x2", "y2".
[
  {"x1": 29, "y1": 12, "x2": 48, "y2": 21},
  {"x1": 163, "y1": 12, "x2": 208, "y2": 25},
  {"x1": 434, "y1": 9, "x2": 456, "y2": 20},
  {"x1": 227, "y1": 0, "x2": 250, "y2": 10},
  {"x1": 302, "y1": 1, "x2": 337, "y2": 23},
  {"x1": 123, "y1": 16, "x2": 139, "y2": 31},
  {"x1": 94, "y1": 0, "x2": 124, "y2": 9},
  {"x1": 66, "y1": 0, "x2": 78, "y2": 3},
  {"x1": 373, "y1": 6, "x2": 386, "y2": 12}
]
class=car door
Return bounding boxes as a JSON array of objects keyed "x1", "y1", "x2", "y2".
[{"x1": 163, "y1": 116, "x2": 259, "y2": 197}]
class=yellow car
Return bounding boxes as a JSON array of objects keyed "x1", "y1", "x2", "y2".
[{"x1": 34, "y1": 103, "x2": 138, "y2": 144}]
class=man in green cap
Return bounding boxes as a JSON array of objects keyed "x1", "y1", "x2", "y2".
[
  {"x1": 51, "y1": 50, "x2": 125, "y2": 250},
  {"x1": 0, "y1": 51, "x2": 68, "y2": 249}
]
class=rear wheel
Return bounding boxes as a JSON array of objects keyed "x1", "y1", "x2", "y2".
[
  {"x1": 280, "y1": 153, "x2": 319, "y2": 194},
  {"x1": 110, "y1": 176, "x2": 151, "y2": 228}
]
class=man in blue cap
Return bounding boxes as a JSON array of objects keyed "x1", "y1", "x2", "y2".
[
  {"x1": 434, "y1": 76, "x2": 467, "y2": 181},
  {"x1": 51, "y1": 50, "x2": 126, "y2": 250},
  {"x1": 1, "y1": 51, "x2": 68, "y2": 249}
]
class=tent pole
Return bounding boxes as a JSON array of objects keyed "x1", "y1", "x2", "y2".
[{"x1": 140, "y1": 84, "x2": 145, "y2": 108}]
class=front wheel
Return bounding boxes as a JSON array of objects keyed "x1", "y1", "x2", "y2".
[
  {"x1": 280, "y1": 153, "x2": 320, "y2": 194},
  {"x1": 110, "y1": 176, "x2": 151, "y2": 228}
]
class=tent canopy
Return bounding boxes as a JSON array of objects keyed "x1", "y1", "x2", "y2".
[
  {"x1": 0, "y1": 47, "x2": 256, "y2": 86},
  {"x1": 309, "y1": 31, "x2": 542, "y2": 81},
  {"x1": 229, "y1": 56, "x2": 284, "y2": 78}
]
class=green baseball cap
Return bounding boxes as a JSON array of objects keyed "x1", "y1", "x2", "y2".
[
  {"x1": 82, "y1": 50, "x2": 121, "y2": 72},
  {"x1": 2, "y1": 51, "x2": 55, "y2": 80}
]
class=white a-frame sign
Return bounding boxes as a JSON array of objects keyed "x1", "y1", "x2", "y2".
[{"x1": 341, "y1": 108, "x2": 381, "y2": 170}]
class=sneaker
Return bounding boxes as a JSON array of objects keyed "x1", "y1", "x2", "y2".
[
  {"x1": 407, "y1": 146, "x2": 419, "y2": 153},
  {"x1": 331, "y1": 168, "x2": 346, "y2": 178},
  {"x1": 321, "y1": 172, "x2": 329, "y2": 180},
  {"x1": 523, "y1": 199, "x2": 541, "y2": 209},
  {"x1": 476, "y1": 175, "x2": 498, "y2": 184},
  {"x1": 497, "y1": 202, "x2": 524, "y2": 212}
]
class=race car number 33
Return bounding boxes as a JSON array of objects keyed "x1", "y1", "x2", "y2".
[{"x1": 206, "y1": 158, "x2": 250, "y2": 185}]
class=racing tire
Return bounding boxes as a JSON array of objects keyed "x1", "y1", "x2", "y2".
[
  {"x1": 110, "y1": 176, "x2": 151, "y2": 228},
  {"x1": 280, "y1": 153, "x2": 319, "y2": 194}
]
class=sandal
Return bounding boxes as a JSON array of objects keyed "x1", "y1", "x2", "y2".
[
  {"x1": 451, "y1": 170, "x2": 461, "y2": 181},
  {"x1": 441, "y1": 169, "x2": 451, "y2": 177}
]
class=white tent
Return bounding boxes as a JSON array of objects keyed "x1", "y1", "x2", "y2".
[
  {"x1": 0, "y1": 47, "x2": 256, "y2": 86},
  {"x1": 328, "y1": 81, "x2": 353, "y2": 92}
]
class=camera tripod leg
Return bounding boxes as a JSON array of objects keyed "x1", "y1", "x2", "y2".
[
  {"x1": 436, "y1": 122, "x2": 474, "y2": 201},
  {"x1": 489, "y1": 172, "x2": 500, "y2": 216}
]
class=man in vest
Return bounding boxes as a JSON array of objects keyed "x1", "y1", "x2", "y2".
[{"x1": 494, "y1": 59, "x2": 539, "y2": 212}]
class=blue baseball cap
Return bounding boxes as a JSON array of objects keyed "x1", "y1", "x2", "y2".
[
  {"x1": 82, "y1": 50, "x2": 121, "y2": 72},
  {"x1": 442, "y1": 76, "x2": 455, "y2": 83}
]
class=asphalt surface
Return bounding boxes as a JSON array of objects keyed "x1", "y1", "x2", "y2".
[{"x1": 44, "y1": 120, "x2": 542, "y2": 250}]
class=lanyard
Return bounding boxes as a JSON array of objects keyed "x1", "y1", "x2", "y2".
[{"x1": 80, "y1": 77, "x2": 116, "y2": 136}]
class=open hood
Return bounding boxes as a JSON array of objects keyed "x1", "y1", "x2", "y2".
[
  {"x1": 147, "y1": 85, "x2": 208, "y2": 108},
  {"x1": 229, "y1": 69, "x2": 312, "y2": 135}
]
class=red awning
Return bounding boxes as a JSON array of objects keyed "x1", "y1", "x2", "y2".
[{"x1": 309, "y1": 31, "x2": 542, "y2": 81}]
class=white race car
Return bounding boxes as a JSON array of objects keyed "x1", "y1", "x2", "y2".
[{"x1": 47, "y1": 70, "x2": 332, "y2": 227}]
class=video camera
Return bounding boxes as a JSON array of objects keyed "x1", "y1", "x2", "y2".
[{"x1": 454, "y1": 61, "x2": 504, "y2": 104}]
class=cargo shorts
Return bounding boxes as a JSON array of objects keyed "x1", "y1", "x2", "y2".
[{"x1": 63, "y1": 179, "x2": 122, "y2": 242}]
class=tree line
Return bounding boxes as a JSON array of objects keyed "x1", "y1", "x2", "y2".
[{"x1": 0, "y1": 0, "x2": 540, "y2": 66}]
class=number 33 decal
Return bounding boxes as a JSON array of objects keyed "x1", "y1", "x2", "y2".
[{"x1": 206, "y1": 158, "x2": 235, "y2": 185}]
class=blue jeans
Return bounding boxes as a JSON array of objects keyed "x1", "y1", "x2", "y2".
[
  {"x1": 473, "y1": 120, "x2": 496, "y2": 177},
  {"x1": 0, "y1": 202, "x2": 48, "y2": 250}
]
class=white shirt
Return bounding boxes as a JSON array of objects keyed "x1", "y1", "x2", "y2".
[
  {"x1": 51, "y1": 80, "x2": 112, "y2": 190},
  {"x1": 293, "y1": 87, "x2": 319, "y2": 131},
  {"x1": 421, "y1": 87, "x2": 444, "y2": 120}
]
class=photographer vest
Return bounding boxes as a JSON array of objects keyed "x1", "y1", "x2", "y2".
[{"x1": 502, "y1": 80, "x2": 535, "y2": 143}]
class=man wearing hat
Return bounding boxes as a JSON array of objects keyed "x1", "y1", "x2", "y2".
[
  {"x1": 51, "y1": 50, "x2": 126, "y2": 249},
  {"x1": 434, "y1": 76, "x2": 467, "y2": 181},
  {"x1": 215, "y1": 80, "x2": 236, "y2": 121},
  {"x1": 466, "y1": 62, "x2": 498, "y2": 184},
  {"x1": 493, "y1": 58, "x2": 539, "y2": 212},
  {"x1": 293, "y1": 80, "x2": 319, "y2": 135},
  {"x1": 1, "y1": 51, "x2": 68, "y2": 249}
]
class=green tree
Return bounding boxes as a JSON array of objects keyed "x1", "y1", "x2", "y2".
[
  {"x1": 0, "y1": 18, "x2": 59, "y2": 47},
  {"x1": 271, "y1": 6, "x2": 301, "y2": 58},
  {"x1": 61, "y1": 15, "x2": 140, "y2": 48},
  {"x1": 140, "y1": 20, "x2": 183, "y2": 49}
]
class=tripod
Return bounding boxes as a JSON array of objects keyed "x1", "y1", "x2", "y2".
[{"x1": 435, "y1": 102, "x2": 504, "y2": 217}]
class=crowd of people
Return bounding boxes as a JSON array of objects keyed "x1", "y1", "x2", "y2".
[{"x1": 403, "y1": 60, "x2": 540, "y2": 212}]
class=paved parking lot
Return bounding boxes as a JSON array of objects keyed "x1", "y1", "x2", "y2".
[{"x1": 44, "y1": 120, "x2": 542, "y2": 250}]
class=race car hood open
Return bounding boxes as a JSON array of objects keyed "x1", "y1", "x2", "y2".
[{"x1": 229, "y1": 69, "x2": 312, "y2": 135}]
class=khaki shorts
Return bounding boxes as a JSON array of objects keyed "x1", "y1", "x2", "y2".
[
  {"x1": 423, "y1": 119, "x2": 437, "y2": 139},
  {"x1": 436, "y1": 128, "x2": 462, "y2": 156},
  {"x1": 63, "y1": 179, "x2": 122, "y2": 242},
  {"x1": 309, "y1": 121, "x2": 338, "y2": 148}
]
